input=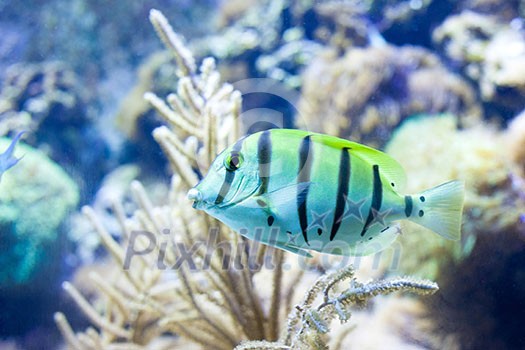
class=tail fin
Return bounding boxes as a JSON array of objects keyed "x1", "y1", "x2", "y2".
[{"x1": 410, "y1": 180, "x2": 465, "y2": 240}]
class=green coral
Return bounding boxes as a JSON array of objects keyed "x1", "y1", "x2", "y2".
[{"x1": 0, "y1": 137, "x2": 79, "y2": 286}]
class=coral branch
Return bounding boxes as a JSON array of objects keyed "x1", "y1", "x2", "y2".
[
  {"x1": 235, "y1": 340, "x2": 290, "y2": 350},
  {"x1": 268, "y1": 249, "x2": 284, "y2": 341},
  {"x1": 54, "y1": 312, "x2": 84, "y2": 350},
  {"x1": 62, "y1": 282, "x2": 131, "y2": 339},
  {"x1": 282, "y1": 266, "x2": 438, "y2": 348},
  {"x1": 149, "y1": 9, "x2": 196, "y2": 77},
  {"x1": 332, "y1": 276, "x2": 439, "y2": 307},
  {"x1": 144, "y1": 92, "x2": 203, "y2": 137}
]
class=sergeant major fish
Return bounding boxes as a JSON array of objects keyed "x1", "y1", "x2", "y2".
[{"x1": 187, "y1": 129, "x2": 465, "y2": 257}]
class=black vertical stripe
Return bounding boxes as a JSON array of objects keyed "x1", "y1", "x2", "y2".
[
  {"x1": 215, "y1": 172, "x2": 234, "y2": 205},
  {"x1": 257, "y1": 130, "x2": 272, "y2": 195},
  {"x1": 329, "y1": 148, "x2": 351, "y2": 241},
  {"x1": 360, "y1": 164, "x2": 383, "y2": 236},
  {"x1": 297, "y1": 135, "x2": 313, "y2": 245},
  {"x1": 404, "y1": 195, "x2": 413, "y2": 217},
  {"x1": 215, "y1": 138, "x2": 244, "y2": 205}
]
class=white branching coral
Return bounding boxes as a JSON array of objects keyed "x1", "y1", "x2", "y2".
[
  {"x1": 54, "y1": 9, "x2": 288, "y2": 350},
  {"x1": 236, "y1": 266, "x2": 438, "y2": 349},
  {"x1": 55, "y1": 9, "x2": 439, "y2": 350}
]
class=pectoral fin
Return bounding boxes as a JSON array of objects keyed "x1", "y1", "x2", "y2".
[
  {"x1": 348, "y1": 225, "x2": 401, "y2": 256},
  {"x1": 257, "y1": 182, "x2": 311, "y2": 207},
  {"x1": 276, "y1": 243, "x2": 313, "y2": 258}
]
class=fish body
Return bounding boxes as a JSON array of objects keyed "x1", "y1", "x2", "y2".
[
  {"x1": 0, "y1": 131, "x2": 25, "y2": 181},
  {"x1": 188, "y1": 129, "x2": 464, "y2": 256}
]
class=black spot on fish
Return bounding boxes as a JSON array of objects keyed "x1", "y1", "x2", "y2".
[
  {"x1": 256, "y1": 199, "x2": 267, "y2": 207},
  {"x1": 380, "y1": 226, "x2": 390, "y2": 233},
  {"x1": 419, "y1": 210, "x2": 424, "y2": 217},
  {"x1": 267, "y1": 215, "x2": 275, "y2": 226},
  {"x1": 391, "y1": 182, "x2": 395, "y2": 187},
  {"x1": 419, "y1": 196, "x2": 425, "y2": 202},
  {"x1": 317, "y1": 228, "x2": 322, "y2": 235},
  {"x1": 368, "y1": 236, "x2": 373, "y2": 240},
  {"x1": 286, "y1": 231, "x2": 292, "y2": 235}
]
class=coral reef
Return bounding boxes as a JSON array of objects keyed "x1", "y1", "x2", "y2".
[
  {"x1": 0, "y1": 61, "x2": 108, "y2": 197},
  {"x1": 0, "y1": 136, "x2": 79, "y2": 287},
  {"x1": 297, "y1": 46, "x2": 481, "y2": 147},
  {"x1": 0, "y1": 0, "x2": 219, "y2": 195},
  {"x1": 0, "y1": 0, "x2": 214, "y2": 73},
  {"x1": 189, "y1": 0, "x2": 402, "y2": 84},
  {"x1": 432, "y1": 11, "x2": 502, "y2": 72},
  {"x1": 115, "y1": 0, "x2": 466, "y2": 138},
  {"x1": 0, "y1": 61, "x2": 86, "y2": 136},
  {"x1": 114, "y1": 52, "x2": 172, "y2": 139},
  {"x1": 66, "y1": 164, "x2": 143, "y2": 265},
  {"x1": 457, "y1": 0, "x2": 524, "y2": 21},
  {"x1": 481, "y1": 27, "x2": 525, "y2": 111},
  {"x1": 210, "y1": 0, "x2": 447, "y2": 57},
  {"x1": 306, "y1": 0, "x2": 377, "y2": 50},
  {"x1": 433, "y1": 11, "x2": 525, "y2": 120},
  {"x1": 255, "y1": 39, "x2": 324, "y2": 90},
  {"x1": 55, "y1": 10, "x2": 439, "y2": 350},
  {"x1": 200, "y1": 0, "x2": 444, "y2": 82},
  {"x1": 506, "y1": 109, "x2": 525, "y2": 177}
]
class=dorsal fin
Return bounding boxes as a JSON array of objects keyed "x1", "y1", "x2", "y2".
[
  {"x1": 311, "y1": 133, "x2": 407, "y2": 190},
  {"x1": 268, "y1": 129, "x2": 407, "y2": 190}
]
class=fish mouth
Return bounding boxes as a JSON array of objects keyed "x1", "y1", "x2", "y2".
[{"x1": 187, "y1": 188, "x2": 205, "y2": 209}]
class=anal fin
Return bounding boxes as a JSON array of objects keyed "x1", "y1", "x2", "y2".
[{"x1": 347, "y1": 225, "x2": 401, "y2": 256}]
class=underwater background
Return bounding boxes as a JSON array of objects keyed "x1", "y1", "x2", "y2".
[{"x1": 0, "y1": 0, "x2": 525, "y2": 349}]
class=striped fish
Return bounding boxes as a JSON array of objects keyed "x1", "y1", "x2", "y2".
[{"x1": 188, "y1": 129, "x2": 464, "y2": 257}]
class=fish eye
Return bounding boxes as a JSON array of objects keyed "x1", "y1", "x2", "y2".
[{"x1": 224, "y1": 151, "x2": 243, "y2": 171}]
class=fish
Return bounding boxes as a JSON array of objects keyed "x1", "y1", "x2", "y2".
[
  {"x1": 0, "y1": 131, "x2": 25, "y2": 181},
  {"x1": 187, "y1": 129, "x2": 465, "y2": 257}
]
